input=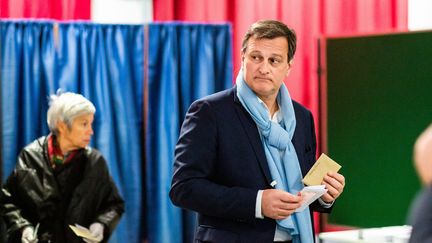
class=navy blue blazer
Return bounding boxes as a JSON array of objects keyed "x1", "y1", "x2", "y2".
[{"x1": 170, "y1": 86, "x2": 332, "y2": 243}]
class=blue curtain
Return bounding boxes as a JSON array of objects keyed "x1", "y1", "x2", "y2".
[
  {"x1": 55, "y1": 23, "x2": 143, "y2": 243},
  {"x1": 1, "y1": 21, "x2": 143, "y2": 243},
  {"x1": 146, "y1": 22, "x2": 233, "y2": 243},
  {"x1": 1, "y1": 20, "x2": 233, "y2": 243},
  {"x1": 1, "y1": 20, "x2": 55, "y2": 180}
]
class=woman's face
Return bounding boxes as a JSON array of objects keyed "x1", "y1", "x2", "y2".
[{"x1": 59, "y1": 113, "x2": 94, "y2": 150}]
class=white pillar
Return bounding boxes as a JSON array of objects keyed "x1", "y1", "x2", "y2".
[
  {"x1": 408, "y1": 0, "x2": 432, "y2": 30},
  {"x1": 91, "y1": 0, "x2": 153, "y2": 24}
]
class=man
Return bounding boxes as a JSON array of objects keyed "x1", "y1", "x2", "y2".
[
  {"x1": 408, "y1": 125, "x2": 432, "y2": 242},
  {"x1": 170, "y1": 20, "x2": 345, "y2": 243}
]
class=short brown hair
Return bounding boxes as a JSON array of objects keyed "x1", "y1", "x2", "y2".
[{"x1": 241, "y1": 20, "x2": 297, "y2": 62}]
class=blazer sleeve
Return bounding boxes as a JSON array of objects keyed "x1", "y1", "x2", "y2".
[{"x1": 170, "y1": 99, "x2": 258, "y2": 222}]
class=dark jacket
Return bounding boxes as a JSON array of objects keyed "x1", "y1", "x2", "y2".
[
  {"x1": 408, "y1": 186, "x2": 432, "y2": 243},
  {"x1": 1, "y1": 136, "x2": 124, "y2": 243},
  {"x1": 170, "y1": 87, "x2": 332, "y2": 243}
]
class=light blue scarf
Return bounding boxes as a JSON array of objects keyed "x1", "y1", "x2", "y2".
[{"x1": 236, "y1": 71, "x2": 313, "y2": 243}]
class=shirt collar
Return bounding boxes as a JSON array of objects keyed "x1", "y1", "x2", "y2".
[{"x1": 257, "y1": 97, "x2": 282, "y2": 123}]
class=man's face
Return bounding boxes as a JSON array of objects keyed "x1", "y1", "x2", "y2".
[
  {"x1": 241, "y1": 36, "x2": 291, "y2": 100},
  {"x1": 59, "y1": 113, "x2": 94, "y2": 150}
]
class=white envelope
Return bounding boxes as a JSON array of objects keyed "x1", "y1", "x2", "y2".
[{"x1": 295, "y1": 185, "x2": 327, "y2": 212}]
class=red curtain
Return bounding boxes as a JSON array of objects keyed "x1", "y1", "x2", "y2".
[
  {"x1": 0, "y1": 0, "x2": 90, "y2": 19},
  {"x1": 153, "y1": 0, "x2": 407, "y2": 124},
  {"x1": 153, "y1": 0, "x2": 408, "y2": 232}
]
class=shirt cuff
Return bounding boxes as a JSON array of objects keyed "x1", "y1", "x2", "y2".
[
  {"x1": 318, "y1": 197, "x2": 334, "y2": 208},
  {"x1": 255, "y1": 190, "x2": 264, "y2": 219}
]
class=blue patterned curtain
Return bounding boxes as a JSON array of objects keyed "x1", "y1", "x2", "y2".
[{"x1": 146, "y1": 22, "x2": 233, "y2": 243}]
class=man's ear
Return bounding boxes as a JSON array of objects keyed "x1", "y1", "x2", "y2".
[
  {"x1": 286, "y1": 60, "x2": 294, "y2": 77},
  {"x1": 241, "y1": 51, "x2": 245, "y2": 66}
]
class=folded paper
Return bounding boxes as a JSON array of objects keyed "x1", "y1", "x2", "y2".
[{"x1": 295, "y1": 185, "x2": 327, "y2": 212}]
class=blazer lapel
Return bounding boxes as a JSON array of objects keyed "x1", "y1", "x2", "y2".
[{"x1": 232, "y1": 87, "x2": 273, "y2": 186}]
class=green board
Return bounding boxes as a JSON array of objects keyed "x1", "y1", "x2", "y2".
[{"x1": 322, "y1": 31, "x2": 432, "y2": 227}]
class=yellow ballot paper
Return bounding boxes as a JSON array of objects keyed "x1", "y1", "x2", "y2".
[
  {"x1": 69, "y1": 224, "x2": 99, "y2": 241},
  {"x1": 302, "y1": 153, "x2": 341, "y2": 186}
]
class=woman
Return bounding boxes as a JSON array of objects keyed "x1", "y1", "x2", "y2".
[{"x1": 1, "y1": 92, "x2": 124, "y2": 243}]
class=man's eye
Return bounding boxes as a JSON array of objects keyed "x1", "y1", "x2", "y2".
[
  {"x1": 270, "y1": 58, "x2": 281, "y2": 64},
  {"x1": 251, "y1": 55, "x2": 261, "y2": 62}
]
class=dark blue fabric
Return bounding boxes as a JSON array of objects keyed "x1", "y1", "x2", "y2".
[
  {"x1": 1, "y1": 21, "x2": 143, "y2": 243},
  {"x1": 146, "y1": 22, "x2": 233, "y2": 243},
  {"x1": 1, "y1": 20, "x2": 54, "y2": 180}
]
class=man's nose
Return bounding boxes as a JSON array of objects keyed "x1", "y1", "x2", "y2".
[{"x1": 258, "y1": 61, "x2": 270, "y2": 74}]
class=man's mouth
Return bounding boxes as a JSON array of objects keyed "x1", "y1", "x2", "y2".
[{"x1": 255, "y1": 77, "x2": 271, "y2": 82}]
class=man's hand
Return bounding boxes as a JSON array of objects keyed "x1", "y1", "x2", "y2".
[
  {"x1": 261, "y1": 189, "x2": 302, "y2": 220},
  {"x1": 320, "y1": 172, "x2": 345, "y2": 203},
  {"x1": 83, "y1": 223, "x2": 104, "y2": 243},
  {"x1": 21, "y1": 226, "x2": 38, "y2": 243}
]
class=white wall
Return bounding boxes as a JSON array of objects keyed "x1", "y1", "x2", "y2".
[
  {"x1": 91, "y1": 0, "x2": 153, "y2": 24},
  {"x1": 408, "y1": 0, "x2": 432, "y2": 30}
]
